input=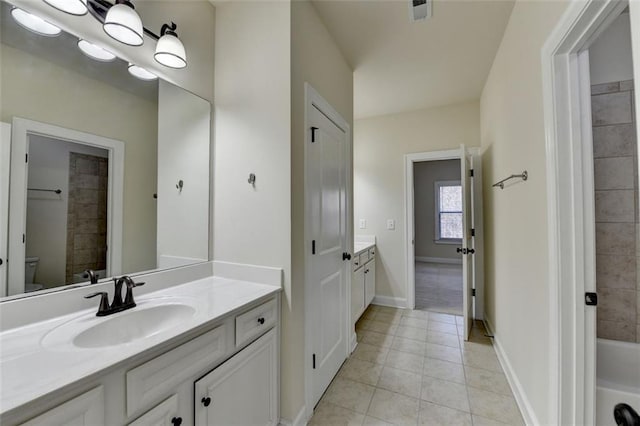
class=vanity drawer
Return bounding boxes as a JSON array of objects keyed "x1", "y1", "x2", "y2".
[
  {"x1": 352, "y1": 254, "x2": 362, "y2": 271},
  {"x1": 235, "y1": 298, "x2": 277, "y2": 348},
  {"x1": 360, "y1": 250, "x2": 370, "y2": 263},
  {"x1": 126, "y1": 324, "x2": 228, "y2": 417},
  {"x1": 128, "y1": 395, "x2": 178, "y2": 426}
]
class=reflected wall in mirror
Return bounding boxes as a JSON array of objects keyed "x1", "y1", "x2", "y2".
[{"x1": 0, "y1": 1, "x2": 211, "y2": 298}]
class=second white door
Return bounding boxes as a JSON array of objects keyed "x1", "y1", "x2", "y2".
[{"x1": 308, "y1": 100, "x2": 349, "y2": 408}]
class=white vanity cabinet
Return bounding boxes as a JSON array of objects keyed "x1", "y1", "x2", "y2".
[
  {"x1": 351, "y1": 246, "x2": 376, "y2": 324},
  {"x1": 6, "y1": 294, "x2": 280, "y2": 426},
  {"x1": 194, "y1": 329, "x2": 278, "y2": 426}
]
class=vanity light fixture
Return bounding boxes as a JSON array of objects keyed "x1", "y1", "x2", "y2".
[
  {"x1": 127, "y1": 63, "x2": 157, "y2": 81},
  {"x1": 154, "y1": 23, "x2": 187, "y2": 69},
  {"x1": 10, "y1": 7, "x2": 62, "y2": 37},
  {"x1": 43, "y1": 0, "x2": 88, "y2": 16},
  {"x1": 103, "y1": 0, "x2": 143, "y2": 46},
  {"x1": 78, "y1": 39, "x2": 116, "y2": 62}
]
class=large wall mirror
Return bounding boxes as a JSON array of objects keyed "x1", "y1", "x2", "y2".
[{"x1": 0, "y1": 1, "x2": 211, "y2": 299}]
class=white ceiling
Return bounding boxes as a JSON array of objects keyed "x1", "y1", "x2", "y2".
[{"x1": 311, "y1": 0, "x2": 515, "y2": 119}]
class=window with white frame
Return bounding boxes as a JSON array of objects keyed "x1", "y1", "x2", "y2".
[{"x1": 435, "y1": 180, "x2": 463, "y2": 241}]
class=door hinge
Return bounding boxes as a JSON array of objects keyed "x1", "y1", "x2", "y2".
[
  {"x1": 311, "y1": 127, "x2": 318, "y2": 143},
  {"x1": 585, "y1": 292, "x2": 598, "y2": 306},
  {"x1": 472, "y1": 288, "x2": 476, "y2": 297},
  {"x1": 312, "y1": 353, "x2": 316, "y2": 369},
  {"x1": 25, "y1": 153, "x2": 28, "y2": 163},
  {"x1": 312, "y1": 240, "x2": 316, "y2": 255},
  {"x1": 470, "y1": 169, "x2": 474, "y2": 177},
  {"x1": 471, "y1": 228, "x2": 475, "y2": 237}
]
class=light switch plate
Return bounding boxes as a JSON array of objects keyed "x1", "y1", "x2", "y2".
[
  {"x1": 359, "y1": 219, "x2": 366, "y2": 229},
  {"x1": 387, "y1": 219, "x2": 395, "y2": 230}
]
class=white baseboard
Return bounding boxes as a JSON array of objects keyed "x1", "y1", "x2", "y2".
[
  {"x1": 483, "y1": 318, "x2": 539, "y2": 426},
  {"x1": 279, "y1": 405, "x2": 307, "y2": 426},
  {"x1": 415, "y1": 256, "x2": 462, "y2": 265},
  {"x1": 351, "y1": 332, "x2": 358, "y2": 353},
  {"x1": 372, "y1": 295, "x2": 407, "y2": 309}
]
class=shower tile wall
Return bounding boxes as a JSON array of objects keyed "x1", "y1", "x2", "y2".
[
  {"x1": 592, "y1": 79, "x2": 639, "y2": 343},
  {"x1": 65, "y1": 153, "x2": 108, "y2": 283}
]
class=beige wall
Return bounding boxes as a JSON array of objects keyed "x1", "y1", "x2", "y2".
[
  {"x1": 214, "y1": 0, "x2": 352, "y2": 421},
  {"x1": 212, "y1": 0, "x2": 295, "y2": 419},
  {"x1": 291, "y1": 0, "x2": 354, "y2": 420},
  {"x1": 479, "y1": 1, "x2": 570, "y2": 424},
  {"x1": 413, "y1": 159, "x2": 461, "y2": 260},
  {"x1": 354, "y1": 102, "x2": 479, "y2": 303},
  {"x1": 589, "y1": 12, "x2": 633, "y2": 86},
  {"x1": 1, "y1": 43, "x2": 158, "y2": 275}
]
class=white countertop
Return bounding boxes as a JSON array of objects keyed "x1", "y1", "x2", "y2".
[
  {"x1": 354, "y1": 241, "x2": 375, "y2": 255},
  {"x1": 0, "y1": 276, "x2": 280, "y2": 415}
]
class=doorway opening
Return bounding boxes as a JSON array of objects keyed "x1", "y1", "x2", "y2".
[
  {"x1": 542, "y1": 0, "x2": 639, "y2": 423},
  {"x1": 404, "y1": 147, "x2": 484, "y2": 341},
  {"x1": 413, "y1": 159, "x2": 463, "y2": 315}
]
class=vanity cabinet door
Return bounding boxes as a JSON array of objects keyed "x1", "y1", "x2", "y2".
[
  {"x1": 22, "y1": 386, "x2": 104, "y2": 426},
  {"x1": 351, "y1": 266, "x2": 365, "y2": 324},
  {"x1": 194, "y1": 329, "x2": 277, "y2": 426},
  {"x1": 364, "y1": 259, "x2": 376, "y2": 307},
  {"x1": 128, "y1": 395, "x2": 180, "y2": 426}
]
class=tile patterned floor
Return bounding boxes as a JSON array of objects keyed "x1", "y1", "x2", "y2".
[
  {"x1": 309, "y1": 305, "x2": 524, "y2": 426},
  {"x1": 415, "y1": 262, "x2": 463, "y2": 315}
]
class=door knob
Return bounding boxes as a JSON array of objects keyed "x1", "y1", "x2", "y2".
[
  {"x1": 171, "y1": 417, "x2": 183, "y2": 426},
  {"x1": 467, "y1": 248, "x2": 475, "y2": 254},
  {"x1": 201, "y1": 396, "x2": 211, "y2": 407},
  {"x1": 342, "y1": 252, "x2": 352, "y2": 261},
  {"x1": 457, "y1": 248, "x2": 467, "y2": 254},
  {"x1": 257, "y1": 317, "x2": 265, "y2": 325}
]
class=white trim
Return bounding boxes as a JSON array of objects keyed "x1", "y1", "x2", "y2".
[
  {"x1": 0, "y1": 123, "x2": 11, "y2": 298},
  {"x1": 415, "y1": 256, "x2": 462, "y2": 265},
  {"x1": 8, "y1": 118, "x2": 124, "y2": 296},
  {"x1": 484, "y1": 318, "x2": 539, "y2": 426},
  {"x1": 278, "y1": 405, "x2": 307, "y2": 426},
  {"x1": 303, "y1": 83, "x2": 352, "y2": 421},
  {"x1": 541, "y1": 1, "x2": 629, "y2": 424},
  {"x1": 372, "y1": 295, "x2": 407, "y2": 309}
]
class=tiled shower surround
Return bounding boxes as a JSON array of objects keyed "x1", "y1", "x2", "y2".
[
  {"x1": 591, "y1": 79, "x2": 639, "y2": 343},
  {"x1": 65, "y1": 153, "x2": 108, "y2": 284}
]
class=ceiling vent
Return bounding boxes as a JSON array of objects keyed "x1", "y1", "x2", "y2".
[{"x1": 409, "y1": 0, "x2": 432, "y2": 22}]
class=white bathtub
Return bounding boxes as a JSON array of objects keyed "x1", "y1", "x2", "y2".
[{"x1": 596, "y1": 338, "x2": 640, "y2": 426}]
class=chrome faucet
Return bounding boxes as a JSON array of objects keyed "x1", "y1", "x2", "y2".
[{"x1": 84, "y1": 275, "x2": 145, "y2": 317}]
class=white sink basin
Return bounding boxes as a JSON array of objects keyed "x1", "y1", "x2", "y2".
[{"x1": 42, "y1": 299, "x2": 197, "y2": 350}]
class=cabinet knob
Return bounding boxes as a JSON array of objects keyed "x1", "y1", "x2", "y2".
[
  {"x1": 201, "y1": 396, "x2": 211, "y2": 407},
  {"x1": 257, "y1": 317, "x2": 265, "y2": 325},
  {"x1": 171, "y1": 417, "x2": 183, "y2": 426}
]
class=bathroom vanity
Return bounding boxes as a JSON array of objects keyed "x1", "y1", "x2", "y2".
[
  {"x1": 0, "y1": 271, "x2": 281, "y2": 426},
  {"x1": 351, "y1": 237, "x2": 376, "y2": 324}
]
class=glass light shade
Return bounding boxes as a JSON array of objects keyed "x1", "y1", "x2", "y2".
[
  {"x1": 11, "y1": 7, "x2": 61, "y2": 37},
  {"x1": 78, "y1": 40, "x2": 116, "y2": 62},
  {"x1": 43, "y1": 0, "x2": 88, "y2": 16},
  {"x1": 103, "y1": 2, "x2": 143, "y2": 46},
  {"x1": 128, "y1": 63, "x2": 157, "y2": 81},
  {"x1": 154, "y1": 33, "x2": 187, "y2": 69}
]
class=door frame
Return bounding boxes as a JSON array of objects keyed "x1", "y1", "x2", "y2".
[
  {"x1": 403, "y1": 147, "x2": 483, "y2": 319},
  {"x1": 303, "y1": 83, "x2": 352, "y2": 420},
  {"x1": 8, "y1": 117, "x2": 124, "y2": 296},
  {"x1": 541, "y1": 0, "x2": 633, "y2": 424}
]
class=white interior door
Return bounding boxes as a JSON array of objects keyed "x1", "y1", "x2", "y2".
[
  {"x1": 308, "y1": 103, "x2": 348, "y2": 408},
  {"x1": 460, "y1": 144, "x2": 474, "y2": 341},
  {"x1": 0, "y1": 123, "x2": 11, "y2": 297}
]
